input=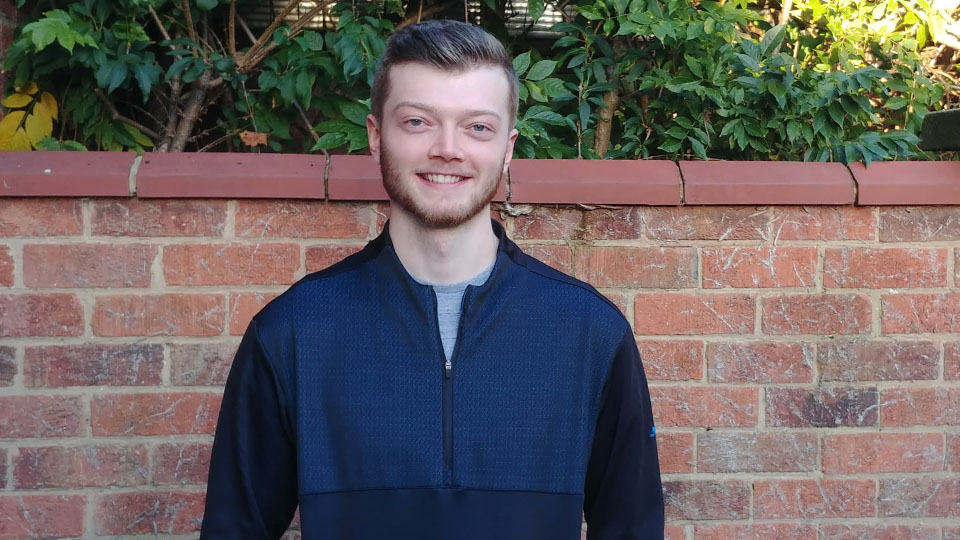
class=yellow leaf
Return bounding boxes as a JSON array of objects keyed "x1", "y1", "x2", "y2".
[
  {"x1": 25, "y1": 112, "x2": 54, "y2": 146},
  {"x1": 122, "y1": 124, "x2": 153, "y2": 147},
  {"x1": 0, "y1": 110, "x2": 27, "y2": 142},
  {"x1": 15, "y1": 82, "x2": 39, "y2": 95},
  {"x1": 1, "y1": 93, "x2": 33, "y2": 108},
  {"x1": 0, "y1": 127, "x2": 32, "y2": 151},
  {"x1": 38, "y1": 92, "x2": 58, "y2": 121}
]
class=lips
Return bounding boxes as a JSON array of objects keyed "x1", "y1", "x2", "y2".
[{"x1": 419, "y1": 173, "x2": 469, "y2": 184}]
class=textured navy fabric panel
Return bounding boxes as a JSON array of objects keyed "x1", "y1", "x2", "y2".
[{"x1": 298, "y1": 488, "x2": 584, "y2": 540}]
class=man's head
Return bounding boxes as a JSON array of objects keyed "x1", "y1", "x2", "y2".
[{"x1": 367, "y1": 20, "x2": 519, "y2": 229}]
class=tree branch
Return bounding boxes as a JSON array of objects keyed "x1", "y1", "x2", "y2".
[
  {"x1": 94, "y1": 88, "x2": 160, "y2": 141},
  {"x1": 228, "y1": 0, "x2": 237, "y2": 58}
]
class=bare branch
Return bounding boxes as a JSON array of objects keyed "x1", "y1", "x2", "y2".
[
  {"x1": 228, "y1": 0, "x2": 237, "y2": 58},
  {"x1": 94, "y1": 88, "x2": 160, "y2": 141},
  {"x1": 147, "y1": 5, "x2": 174, "y2": 44},
  {"x1": 181, "y1": 0, "x2": 199, "y2": 47},
  {"x1": 236, "y1": 14, "x2": 258, "y2": 43}
]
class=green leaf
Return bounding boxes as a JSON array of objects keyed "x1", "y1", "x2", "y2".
[
  {"x1": 258, "y1": 70, "x2": 278, "y2": 91},
  {"x1": 760, "y1": 24, "x2": 786, "y2": 57},
  {"x1": 735, "y1": 53, "x2": 761, "y2": 73},
  {"x1": 886, "y1": 96, "x2": 908, "y2": 110},
  {"x1": 685, "y1": 55, "x2": 702, "y2": 78},
  {"x1": 106, "y1": 62, "x2": 128, "y2": 93},
  {"x1": 578, "y1": 5, "x2": 602, "y2": 20},
  {"x1": 166, "y1": 56, "x2": 194, "y2": 81},
  {"x1": 527, "y1": 110, "x2": 566, "y2": 126},
  {"x1": 828, "y1": 102, "x2": 845, "y2": 126},
  {"x1": 786, "y1": 121, "x2": 801, "y2": 141},
  {"x1": 578, "y1": 101, "x2": 591, "y2": 130},
  {"x1": 512, "y1": 51, "x2": 531, "y2": 78},
  {"x1": 526, "y1": 81, "x2": 547, "y2": 102},
  {"x1": 340, "y1": 102, "x2": 370, "y2": 125},
  {"x1": 688, "y1": 137, "x2": 707, "y2": 159},
  {"x1": 311, "y1": 132, "x2": 348, "y2": 151},
  {"x1": 196, "y1": 0, "x2": 218, "y2": 10},
  {"x1": 659, "y1": 140, "x2": 682, "y2": 153},
  {"x1": 302, "y1": 30, "x2": 324, "y2": 51},
  {"x1": 539, "y1": 78, "x2": 572, "y2": 99},
  {"x1": 614, "y1": 0, "x2": 628, "y2": 15},
  {"x1": 703, "y1": 17, "x2": 715, "y2": 34},
  {"x1": 813, "y1": 111, "x2": 826, "y2": 133},
  {"x1": 526, "y1": 60, "x2": 557, "y2": 82},
  {"x1": 132, "y1": 64, "x2": 160, "y2": 101},
  {"x1": 527, "y1": 0, "x2": 545, "y2": 23},
  {"x1": 295, "y1": 70, "x2": 314, "y2": 107}
]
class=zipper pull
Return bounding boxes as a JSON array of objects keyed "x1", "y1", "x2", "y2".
[{"x1": 444, "y1": 358, "x2": 452, "y2": 378}]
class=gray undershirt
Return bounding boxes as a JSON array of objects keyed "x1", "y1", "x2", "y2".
[{"x1": 413, "y1": 261, "x2": 495, "y2": 361}]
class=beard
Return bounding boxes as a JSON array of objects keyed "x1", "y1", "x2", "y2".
[{"x1": 380, "y1": 139, "x2": 504, "y2": 229}]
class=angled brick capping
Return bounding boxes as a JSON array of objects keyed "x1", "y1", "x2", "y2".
[{"x1": 0, "y1": 152, "x2": 959, "y2": 540}]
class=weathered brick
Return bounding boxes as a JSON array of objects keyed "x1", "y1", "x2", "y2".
[
  {"x1": 23, "y1": 244, "x2": 156, "y2": 288},
  {"x1": 512, "y1": 206, "x2": 582, "y2": 240},
  {"x1": 94, "y1": 491, "x2": 206, "y2": 535},
  {"x1": 236, "y1": 201, "x2": 370, "y2": 238},
  {"x1": 634, "y1": 294, "x2": 755, "y2": 335},
  {"x1": 154, "y1": 442, "x2": 213, "y2": 484},
  {"x1": 947, "y1": 528, "x2": 960, "y2": 540},
  {"x1": 695, "y1": 524, "x2": 817, "y2": 540},
  {"x1": 771, "y1": 205, "x2": 875, "y2": 241},
  {"x1": 644, "y1": 207, "x2": 768, "y2": 241},
  {"x1": 664, "y1": 525, "x2": 685, "y2": 540},
  {"x1": 882, "y1": 293, "x2": 960, "y2": 334},
  {"x1": 24, "y1": 344, "x2": 163, "y2": 387},
  {"x1": 702, "y1": 247, "x2": 817, "y2": 288},
  {"x1": 819, "y1": 525, "x2": 939, "y2": 540},
  {"x1": 766, "y1": 387, "x2": 878, "y2": 427},
  {"x1": 575, "y1": 247, "x2": 697, "y2": 288},
  {"x1": 0, "y1": 396, "x2": 83, "y2": 438},
  {"x1": 656, "y1": 432, "x2": 693, "y2": 473},
  {"x1": 164, "y1": 243, "x2": 299, "y2": 286},
  {"x1": 651, "y1": 386, "x2": 758, "y2": 427},
  {"x1": 0, "y1": 199, "x2": 82, "y2": 236},
  {"x1": 824, "y1": 247, "x2": 947, "y2": 288},
  {"x1": 93, "y1": 294, "x2": 225, "y2": 337},
  {"x1": 579, "y1": 207, "x2": 644, "y2": 240},
  {"x1": 0, "y1": 245, "x2": 12, "y2": 286},
  {"x1": 881, "y1": 387, "x2": 960, "y2": 426},
  {"x1": 698, "y1": 431, "x2": 817, "y2": 473},
  {"x1": 92, "y1": 199, "x2": 226, "y2": 236},
  {"x1": 822, "y1": 433, "x2": 944, "y2": 474},
  {"x1": 13, "y1": 445, "x2": 149, "y2": 488},
  {"x1": 0, "y1": 294, "x2": 84, "y2": 337},
  {"x1": 949, "y1": 433, "x2": 960, "y2": 472},
  {"x1": 663, "y1": 480, "x2": 750, "y2": 520},
  {"x1": 753, "y1": 479, "x2": 875, "y2": 519},
  {"x1": 950, "y1": 341, "x2": 960, "y2": 380},
  {"x1": 0, "y1": 346, "x2": 14, "y2": 386},
  {"x1": 637, "y1": 340, "x2": 702, "y2": 381},
  {"x1": 878, "y1": 478, "x2": 960, "y2": 517},
  {"x1": 819, "y1": 340, "x2": 938, "y2": 382},
  {"x1": 762, "y1": 294, "x2": 872, "y2": 335},
  {"x1": 305, "y1": 244, "x2": 365, "y2": 273},
  {"x1": 879, "y1": 207, "x2": 960, "y2": 242},
  {"x1": 169, "y1": 342, "x2": 238, "y2": 386},
  {"x1": 0, "y1": 449, "x2": 6, "y2": 488},
  {"x1": 520, "y1": 244, "x2": 572, "y2": 275},
  {"x1": 229, "y1": 292, "x2": 280, "y2": 335},
  {"x1": 91, "y1": 393, "x2": 221, "y2": 436},
  {"x1": 0, "y1": 495, "x2": 86, "y2": 538},
  {"x1": 707, "y1": 342, "x2": 813, "y2": 383}
]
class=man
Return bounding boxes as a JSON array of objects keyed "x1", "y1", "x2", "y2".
[{"x1": 201, "y1": 19, "x2": 663, "y2": 539}]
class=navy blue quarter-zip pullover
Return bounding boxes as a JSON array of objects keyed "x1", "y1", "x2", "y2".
[{"x1": 200, "y1": 219, "x2": 664, "y2": 539}]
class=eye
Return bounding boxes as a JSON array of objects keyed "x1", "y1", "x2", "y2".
[
  {"x1": 406, "y1": 118, "x2": 424, "y2": 127},
  {"x1": 470, "y1": 124, "x2": 490, "y2": 133}
]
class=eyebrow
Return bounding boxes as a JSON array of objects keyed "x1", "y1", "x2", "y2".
[{"x1": 394, "y1": 101, "x2": 502, "y2": 121}]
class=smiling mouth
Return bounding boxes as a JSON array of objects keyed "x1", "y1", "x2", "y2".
[{"x1": 419, "y1": 173, "x2": 469, "y2": 184}]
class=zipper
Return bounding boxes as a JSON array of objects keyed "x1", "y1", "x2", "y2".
[{"x1": 436, "y1": 287, "x2": 472, "y2": 484}]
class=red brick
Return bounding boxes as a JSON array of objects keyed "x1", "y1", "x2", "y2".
[
  {"x1": 882, "y1": 293, "x2": 960, "y2": 334},
  {"x1": 520, "y1": 244, "x2": 572, "y2": 275},
  {"x1": 154, "y1": 442, "x2": 213, "y2": 484},
  {"x1": 0, "y1": 346, "x2": 14, "y2": 386},
  {"x1": 878, "y1": 478, "x2": 960, "y2": 517},
  {"x1": 169, "y1": 342, "x2": 238, "y2": 386},
  {"x1": 644, "y1": 207, "x2": 769, "y2": 241},
  {"x1": 694, "y1": 523, "x2": 817, "y2": 540},
  {"x1": 0, "y1": 449, "x2": 5, "y2": 488},
  {"x1": 707, "y1": 342, "x2": 813, "y2": 383},
  {"x1": 229, "y1": 292, "x2": 280, "y2": 335},
  {"x1": 91, "y1": 393, "x2": 221, "y2": 436},
  {"x1": 580, "y1": 207, "x2": 644, "y2": 240},
  {"x1": 634, "y1": 293, "x2": 755, "y2": 335},
  {"x1": 94, "y1": 491, "x2": 205, "y2": 535},
  {"x1": 823, "y1": 433, "x2": 944, "y2": 474},
  {"x1": 23, "y1": 244, "x2": 156, "y2": 288},
  {"x1": 766, "y1": 387, "x2": 878, "y2": 427},
  {"x1": 164, "y1": 243, "x2": 299, "y2": 286},
  {"x1": 664, "y1": 525, "x2": 685, "y2": 540},
  {"x1": 879, "y1": 207, "x2": 960, "y2": 242},
  {"x1": 576, "y1": 247, "x2": 697, "y2": 288},
  {"x1": 656, "y1": 432, "x2": 693, "y2": 473},
  {"x1": 950, "y1": 433, "x2": 960, "y2": 472},
  {"x1": 91, "y1": 199, "x2": 227, "y2": 236},
  {"x1": 13, "y1": 445, "x2": 149, "y2": 488},
  {"x1": 819, "y1": 525, "x2": 939, "y2": 540},
  {"x1": 771, "y1": 206, "x2": 876, "y2": 241},
  {"x1": 93, "y1": 294, "x2": 225, "y2": 337},
  {"x1": 0, "y1": 199, "x2": 83, "y2": 236},
  {"x1": 881, "y1": 387, "x2": 960, "y2": 426},
  {"x1": 24, "y1": 344, "x2": 163, "y2": 387},
  {"x1": 825, "y1": 247, "x2": 947, "y2": 288},
  {"x1": 236, "y1": 200, "x2": 371, "y2": 238},
  {"x1": 698, "y1": 431, "x2": 817, "y2": 473},
  {"x1": 663, "y1": 480, "x2": 749, "y2": 520},
  {"x1": 947, "y1": 527, "x2": 960, "y2": 540},
  {"x1": 637, "y1": 340, "x2": 703, "y2": 381},
  {"x1": 0, "y1": 396, "x2": 83, "y2": 438},
  {"x1": 762, "y1": 294, "x2": 872, "y2": 335},
  {"x1": 651, "y1": 386, "x2": 758, "y2": 427},
  {"x1": 753, "y1": 479, "x2": 875, "y2": 519},
  {"x1": 0, "y1": 294, "x2": 84, "y2": 337},
  {"x1": 702, "y1": 247, "x2": 816, "y2": 288},
  {"x1": 0, "y1": 495, "x2": 86, "y2": 538},
  {"x1": 512, "y1": 206, "x2": 582, "y2": 240},
  {"x1": 818, "y1": 340, "x2": 939, "y2": 381},
  {"x1": 0, "y1": 245, "x2": 12, "y2": 286},
  {"x1": 305, "y1": 244, "x2": 365, "y2": 273}
]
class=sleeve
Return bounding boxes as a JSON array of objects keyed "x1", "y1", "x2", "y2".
[
  {"x1": 200, "y1": 320, "x2": 299, "y2": 539},
  {"x1": 583, "y1": 329, "x2": 664, "y2": 539}
]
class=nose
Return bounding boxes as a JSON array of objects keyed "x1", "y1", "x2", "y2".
[{"x1": 428, "y1": 125, "x2": 465, "y2": 161}]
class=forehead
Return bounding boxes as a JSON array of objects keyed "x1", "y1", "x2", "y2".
[{"x1": 384, "y1": 63, "x2": 512, "y2": 117}]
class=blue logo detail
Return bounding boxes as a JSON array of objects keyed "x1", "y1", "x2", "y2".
[{"x1": 650, "y1": 426, "x2": 656, "y2": 438}]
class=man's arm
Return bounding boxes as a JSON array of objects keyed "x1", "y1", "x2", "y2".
[
  {"x1": 200, "y1": 320, "x2": 299, "y2": 539},
  {"x1": 583, "y1": 329, "x2": 664, "y2": 539}
]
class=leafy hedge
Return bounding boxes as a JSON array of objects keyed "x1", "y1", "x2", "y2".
[{"x1": 1, "y1": 0, "x2": 957, "y2": 162}]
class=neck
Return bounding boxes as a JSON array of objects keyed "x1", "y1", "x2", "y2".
[{"x1": 388, "y1": 205, "x2": 499, "y2": 284}]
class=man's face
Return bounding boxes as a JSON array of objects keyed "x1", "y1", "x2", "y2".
[{"x1": 367, "y1": 63, "x2": 518, "y2": 229}]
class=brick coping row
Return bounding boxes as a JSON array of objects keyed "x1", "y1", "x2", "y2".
[{"x1": 0, "y1": 151, "x2": 958, "y2": 205}]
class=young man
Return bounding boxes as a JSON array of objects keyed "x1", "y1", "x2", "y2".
[{"x1": 201, "y1": 19, "x2": 664, "y2": 539}]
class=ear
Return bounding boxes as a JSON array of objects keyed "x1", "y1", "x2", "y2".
[
  {"x1": 502, "y1": 128, "x2": 519, "y2": 175},
  {"x1": 366, "y1": 114, "x2": 382, "y2": 163}
]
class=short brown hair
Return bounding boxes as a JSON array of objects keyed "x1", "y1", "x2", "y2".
[{"x1": 370, "y1": 20, "x2": 519, "y2": 128}]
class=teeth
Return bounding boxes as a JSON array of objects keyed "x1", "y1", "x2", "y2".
[{"x1": 423, "y1": 174, "x2": 465, "y2": 184}]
